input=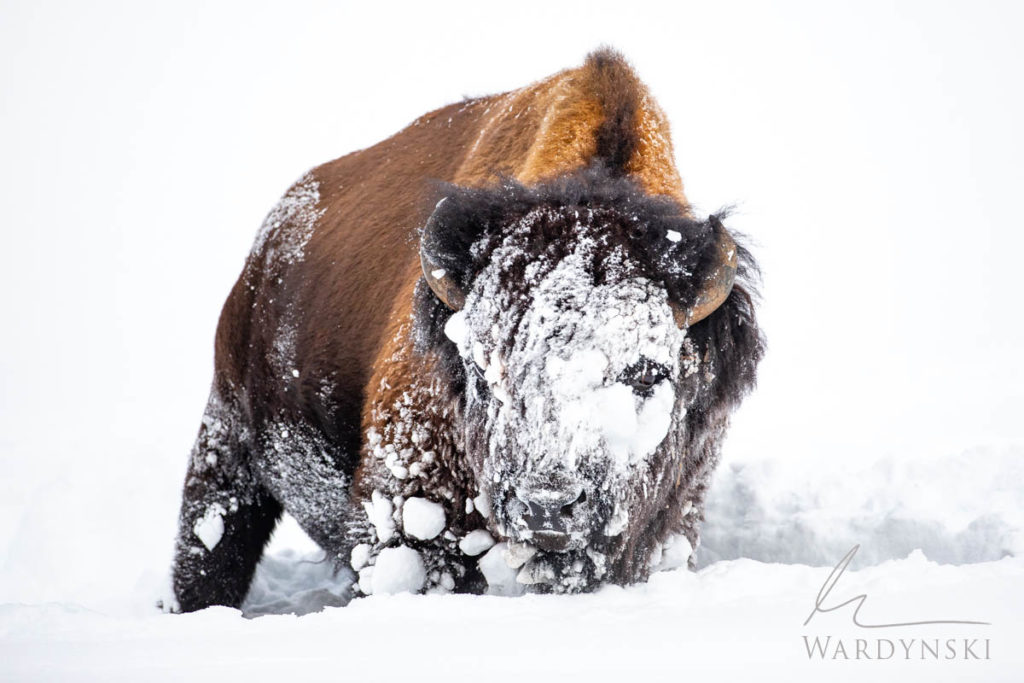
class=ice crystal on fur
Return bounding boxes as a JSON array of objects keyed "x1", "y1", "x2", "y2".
[{"x1": 250, "y1": 172, "x2": 323, "y2": 267}]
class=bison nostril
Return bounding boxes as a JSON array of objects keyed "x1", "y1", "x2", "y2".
[
  {"x1": 560, "y1": 490, "x2": 585, "y2": 518},
  {"x1": 520, "y1": 489, "x2": 584, "y2": 534}
]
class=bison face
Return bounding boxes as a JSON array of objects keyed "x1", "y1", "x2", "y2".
[
  {"x1": 444, "y1": 222, "x2": 687, "y2": 555},
  {"x1": 416, "y1": 169, "x2": 756, "y2": 589}
]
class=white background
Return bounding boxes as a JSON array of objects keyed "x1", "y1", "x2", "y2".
[{"x1": 1, "y1": 2, "x2": 1022, "y2": 680}]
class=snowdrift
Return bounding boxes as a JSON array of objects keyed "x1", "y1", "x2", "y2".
[{"x1": 2, "y1": 444, "x2": 1021, "y2": 681}]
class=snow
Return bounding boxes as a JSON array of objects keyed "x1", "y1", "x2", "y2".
[
  {"x1": 476, "y1": 543, "x2": 525, "y2": 597},
  {"x1": 503, "y1": 541, "x2": 537, "y2": 568},
  {"x1": 698, "y1": 445, "x2": 1024, "y2": 568},
  {"x1": 5, "y1": 441, "x2": 1019, "y2": 679},
  {"x1": 2, "y1": 548, "x2": 1020, "y2": 680},
  {"x1": 539, "y1": 347, "x2": 677, "y2": 466},
  {"x1": 442, "y1": 310, "x2": 467, "y2": 345},
  {"x1": 249, "y1": 171, "x2": 323, "y2": 268},
  {"x1": 370, "y1": 545, "x2": 426, "y2": 595},
  {"x1": 400, "y1": 497, "x2": 446, "y2": 541},
  {"x1": 458, "y1": 529, "x2": 495, "y2": 556},
  {"x1": 362, "y1": 490, "x2": 396, "y2": 543},
  {"x1": 241, "y1": 536, "x2": 352, "y2": 617},
  {"x1": 657, "y1": 534, "x2": 693, "y2": 571},
  {"x1": 472, "y1": 491, "x2": 492, "y2": 519},
  {"x1": 349, "y1": 543, "x2": 371, "y2": 571},
  {"x1": 604, "y1": 503, "x2": 629, "y2": 537},
  {"x1": 191, "y1": 504, "x2": 225, "y2": 551}
]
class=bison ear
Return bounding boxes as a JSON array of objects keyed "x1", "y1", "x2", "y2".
[
  {"x1": 420, "y1": 198, "x2": 468, "y2": 311},
  {"x1": 670, "y1": 216, "x2": 738, "y2": 327}
]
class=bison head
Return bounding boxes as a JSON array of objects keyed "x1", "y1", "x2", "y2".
[{"x1": 415, "y1": 167, "x2": 762, "y2": 590}]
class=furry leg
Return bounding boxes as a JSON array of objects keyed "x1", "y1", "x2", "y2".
[
  {"x1": 251, "y1": 418, "x2": 358, "y2": 567},
  {"x1": 171, "y1": 390, "x2": 282, "y2": 612}
]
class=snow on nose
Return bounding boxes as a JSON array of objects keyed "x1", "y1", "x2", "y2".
[{"x1": 545, "y1": 348, "x2": 677, "y2": 466}]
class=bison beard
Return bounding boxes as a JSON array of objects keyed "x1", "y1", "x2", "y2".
[{"x1": 169, "y1": 49, "x2": 763, "y2": 612}]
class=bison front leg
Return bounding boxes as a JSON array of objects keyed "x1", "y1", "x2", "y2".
[
  {"x1": 249, "y1": 419, "x2": 359, "y2": 570},
  {"x1": 171, "y1": 390, "x2": 282, "y2": 613}
]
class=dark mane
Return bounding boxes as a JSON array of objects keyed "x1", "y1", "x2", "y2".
[{"x1": 586, "y1": 47, "x2": 642, "y2": 175}]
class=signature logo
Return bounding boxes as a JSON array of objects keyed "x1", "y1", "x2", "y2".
[
  {"x1": 804, "y1": 544, "x2": 990, "y2": 628},
  {"x1": 801, "y1": 545, "x2": 992, "y2": 661}
]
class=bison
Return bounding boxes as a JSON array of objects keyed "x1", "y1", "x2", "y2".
[{"x1": 171, "y1": 48, "x2": 763, "y2": 611}]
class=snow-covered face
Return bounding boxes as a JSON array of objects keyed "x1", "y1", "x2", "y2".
[{"x1": 444, "y1": 208, "x2": 687, "y2": 554}]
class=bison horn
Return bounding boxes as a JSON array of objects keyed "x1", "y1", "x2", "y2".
[
  {"x1": 420, "y1": 200, "x2": 467, "y2": 310},
  {"x1": 420, "y1": 250, "x2": 466, "y2": 310},
  {"x1": 670, "y1": 217, "x2": 738, "y2": 327}
]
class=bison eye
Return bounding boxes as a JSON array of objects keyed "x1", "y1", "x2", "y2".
[{"x1": 622, "y1": 360, "x2": 669, "y2": 396}]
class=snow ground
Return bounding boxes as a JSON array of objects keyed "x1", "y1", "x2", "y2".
[
  {"x1": 3, "y1": 1, "x2": 1024, "y2": 680},
  {"x1": 2, "y1": 556, "x2": 1021, "y2": 682},
  {"x1": 1, "y1": 440, "x2": 1021, "y2": 681}
]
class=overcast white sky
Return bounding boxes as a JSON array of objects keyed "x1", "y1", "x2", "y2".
[{"x1": 1, "y1": 0, "x2": 1023, "y2": 479}]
